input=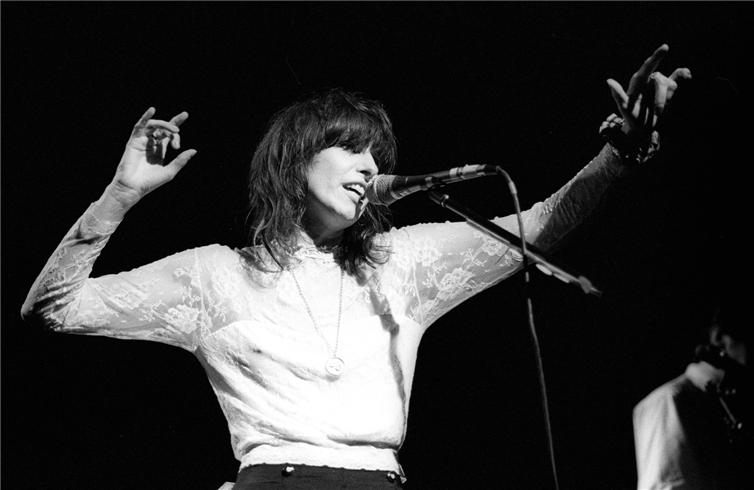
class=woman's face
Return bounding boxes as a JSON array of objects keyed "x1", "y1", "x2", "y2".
[{"x1": 303, "y1": 146, "x2": 378, "y2": 241}]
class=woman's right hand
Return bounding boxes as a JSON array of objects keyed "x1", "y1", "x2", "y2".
[{"x1": 111, "y1": 107, "x2": 197, "y2": 205}]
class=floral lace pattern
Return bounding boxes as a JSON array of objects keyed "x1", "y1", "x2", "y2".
[{"x1": 22, "y1": 142, "x2": 628, "y2": 471}]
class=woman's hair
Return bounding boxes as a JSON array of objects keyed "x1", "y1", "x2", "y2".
[{"x1": 241, "y1": 88, "x2": 397, "y2": 275}]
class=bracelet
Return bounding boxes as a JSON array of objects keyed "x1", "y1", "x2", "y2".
[{"x1": 599, "y1": 113, "x2": 660, "y2": 166}]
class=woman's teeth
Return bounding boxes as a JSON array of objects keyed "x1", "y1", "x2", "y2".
[{"x1": 344, "y1": 184, "x2": 365, "y2": 197}]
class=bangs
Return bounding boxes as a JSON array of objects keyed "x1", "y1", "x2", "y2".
[
  {"x1": 323, "y1": 115, "x2": 393, "y2": 173},
  {"x1": 309, "y1": 90, "x2": 396, "y2": 174}
]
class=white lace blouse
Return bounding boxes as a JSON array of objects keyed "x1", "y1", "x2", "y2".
[{"x1": 22, "y1": 144, "x2": 627, "y2": 475}]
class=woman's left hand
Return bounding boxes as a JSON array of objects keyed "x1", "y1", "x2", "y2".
[{"x1": 606, "y1": 44, "x2": 692, "y2": 139}]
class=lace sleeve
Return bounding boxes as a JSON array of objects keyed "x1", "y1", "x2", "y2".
[
  {"x1": 21, "y1": 203, "x2": 209, "y2": 351},
  {"x1": 384, "y1": 143, "x2": 630, "y2": 329}
]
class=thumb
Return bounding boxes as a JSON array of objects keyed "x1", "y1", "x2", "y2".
[{"x1": 165, "y1": 149, "x2": 198, "y2": 178}]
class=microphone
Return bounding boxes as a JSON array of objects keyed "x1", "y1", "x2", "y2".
[{"x1": 365, "y1": 164, "x2": 498, "y2": 206}]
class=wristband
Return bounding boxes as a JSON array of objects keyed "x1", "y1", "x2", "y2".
[{"x1": 599, "y1": 113, "x2": 660, "y2": 166}]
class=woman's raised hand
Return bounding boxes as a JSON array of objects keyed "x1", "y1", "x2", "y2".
[
  {"x1": 111, "y1": 107, "x2": 197, "y2": 204},
  {"x1": 606, "y1": 44, "x2": 692, "y2": 139}
]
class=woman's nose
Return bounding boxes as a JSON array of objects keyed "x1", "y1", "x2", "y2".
[{"x1": 357, "y1": 153, "x2": 379, "y2": 179}]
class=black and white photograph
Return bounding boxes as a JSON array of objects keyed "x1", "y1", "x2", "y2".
[{"x1": 2, "y1": 2, "x2": 751, "y2": 489}]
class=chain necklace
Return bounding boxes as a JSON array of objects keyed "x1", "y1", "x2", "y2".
[{"x1": 289, "y1": 267, "x2": 345, "y2": 378}]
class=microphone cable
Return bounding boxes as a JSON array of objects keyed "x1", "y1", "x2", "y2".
[{"x1": 495, "y1": 166, "x2": 560, "y2": 490}]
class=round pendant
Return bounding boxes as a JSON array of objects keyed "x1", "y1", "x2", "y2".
[{"x1": 325, "y1": 357, "x2": 345, "y2": 378}]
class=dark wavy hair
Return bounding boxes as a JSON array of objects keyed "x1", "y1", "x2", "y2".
[{"x1": 241, "y1": 88, "x2": 397, "y2": 275}]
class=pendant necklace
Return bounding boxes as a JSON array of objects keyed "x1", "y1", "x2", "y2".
[{"x1": 290, "y1": 267, "x2": 345, "y2": 378}]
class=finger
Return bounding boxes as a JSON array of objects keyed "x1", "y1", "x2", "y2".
[
  {"x1": 607, "y1": 79, "x2": 630, "y2": 119},
  {"x1": 627, "y1": 44, "x2": 669, "y2": 101},
  {"x1": 165, "y1": 149, "x2": 198, "y2": 177},
  {"x1": 135, "y1": 107, "x2": 156, "y2": 127},
  {"x1": 636, "y1": 92, "x2": 650, "y2": 128},
  {"x1": 669, "y1": 67, "x2": 692, "y2": 82},
  {"x1": 665, "y1": 78, "x2": 680, "y2": 102},
  {"x1": 651, "y1": 73, "x2": 669, "y2": 117},
  {"x1": 629, "y1": 44, "x2": 669, "y2": 90},
  {"x1": 607, "y1": 79, "x2": 628, "y2": 106},
  {"x1": 146, "y1": 119, "x2": 181, "y2": 133},
  {"x1": 599, "y1": 113, "x2": 622, "y2": 134},
  {"x1": 646, "y1": 97, "x2": 657, "y2": 130},
  {"x1": 666, "y1": 68, "x2": 688, "y2": 102},
  {"x1": 131, "y1": 107, "x2": 156, "y2": 136},
  {"x1": 170, "y1": 132, "x2": 181, "y2": 150},
  {"x1": 638, "y1": 88, "x2": 658, "y2": 130},
  {"x1": 169, "y1": 111, "x2": 189, "y2": 127}
]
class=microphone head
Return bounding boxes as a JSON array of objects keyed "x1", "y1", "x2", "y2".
[{"x1": 365, "y1": 175, "x2": 397, "y2": 206}]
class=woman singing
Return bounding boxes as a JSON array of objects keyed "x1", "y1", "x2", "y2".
[{"x1": 22, "y1": 45, "x2": 688, "y2": 488}]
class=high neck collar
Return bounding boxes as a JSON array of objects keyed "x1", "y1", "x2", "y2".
[{"x1": 294, "y1": 232, "x2": 340, "y2": 263}]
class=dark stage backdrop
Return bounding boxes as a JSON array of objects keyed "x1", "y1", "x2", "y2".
[{"x1": 2, "y1": 3, "x2": 751, "y2": 489}]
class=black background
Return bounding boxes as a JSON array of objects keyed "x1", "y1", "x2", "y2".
[{"x1": 2, "y1": 2, "x2": 751, "y2": 489}]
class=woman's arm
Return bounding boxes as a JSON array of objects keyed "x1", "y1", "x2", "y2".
[
  {"x1": 388, "y1": 143, "x2": 626, "y2": 328},
  {"x1": 389, "y1": 45, "x2": 691, "y2": 329},
  {"x1": 21, "y1": 108, "x2": 203, "y2": 350}
]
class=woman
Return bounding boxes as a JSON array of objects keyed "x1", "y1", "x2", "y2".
[{"x1": 22, "y1": 45, "x2": 689, "y2": 488}]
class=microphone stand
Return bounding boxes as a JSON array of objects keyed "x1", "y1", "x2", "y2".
[
  {"x1": 426, "y1": 189, "x2": 602, "y2": 297},
  {"x1": 426, "y1": 173, "x2": 602, "y2": 490}
]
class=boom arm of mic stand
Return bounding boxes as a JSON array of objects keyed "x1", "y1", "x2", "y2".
[{"x1": 427, "y1": 190, "x2": 602, "y2": 297}]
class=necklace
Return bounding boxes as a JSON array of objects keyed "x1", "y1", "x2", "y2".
[{"x1": 290, "y1": 267, "x2": 345, "y2": 378}]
